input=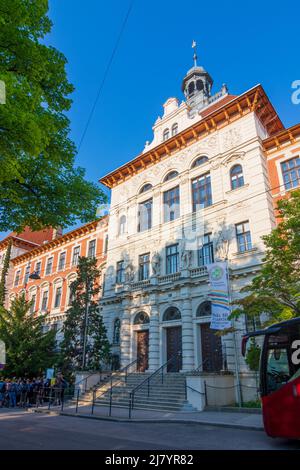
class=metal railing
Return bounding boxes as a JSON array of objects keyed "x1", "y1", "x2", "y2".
[
  {"x1": 73, "y1": 359, "x2": 138, "y2": 417},
  {"x1": 74, "y1": 370, "x2": 106, "y2": 395},
  {"x1": 128, "y1": 352, "x2": 182, "y2": 418}
]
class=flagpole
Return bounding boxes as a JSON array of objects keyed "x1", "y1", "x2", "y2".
[{"x1": 226, "y1": 259, "x2": 242, "y2": 407}]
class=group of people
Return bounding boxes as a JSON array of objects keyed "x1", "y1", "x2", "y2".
[{"x1": 0, "y1": 374, "x2": 69, "y2": 408}]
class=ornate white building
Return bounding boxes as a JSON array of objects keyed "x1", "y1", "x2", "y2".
[{"x1": 99, "y1": 51, "x2": 283, "y2": 380}]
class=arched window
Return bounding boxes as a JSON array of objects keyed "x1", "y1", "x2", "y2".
[
  {"x1": 133, "y1": 311, "x2": 150, "y2": 325},
  {"x1": 171, "y1": 123, "x2": 178, "y2": 136},
  {"x1": 196, "y1": 80, "x2": 204, "y2": 91},
  {"x1": 163, "y1": 307, "x2": 181, "y2": 321},
  {"x1": 196, "y1": 301, "x2": 212, "y2": 317},
  {"x1": 191, "y1": 156, "x2": 209, "y2": 169},
  {"x1": 113, "y1": 318, "x2": 120, "y2": 344},
  {"x1": 139, "y1": 183, "x2": 153, "y2": 194},
  {"x1": 163, "y1": 170, "x2": 179, "y2": 182},
  {"x1": 119, "y1": 215, "x2": 126, "y2": 235},
  {"x1": 230, "y1": 164, "x2": 244, "y2": 190},
  {"x1": 188, "y1": 81, "x2": 195, "y2": 95},
  {"x1": 163, "y1": 128, "x2": 170, "y2": 141}
]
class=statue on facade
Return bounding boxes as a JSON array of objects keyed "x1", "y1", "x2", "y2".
[
  {"x1": 151, "y1": 252, "x2": 161, "y2": 276},
  {"x1": 181, "y1": 249, "x2": 192, "y2": 269},
  {"x1": 125, "y1": 261, "x2": 135, "y2": 283},
  {"x1": 215, "y1": 224, "x2": 232, "y2": 261}
]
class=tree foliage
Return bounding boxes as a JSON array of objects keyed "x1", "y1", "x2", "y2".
[
  {"x1": 245, "y1": 338, "x2": 261, "y2": 372},
  {"x1": 231, "y1": 190, "x2": 300, "y2": 327},
  {"x1": 60, "y1": 257, "x2": 110, "y2": 375},
  {"x1": 0, "y1": 0, "x2": 105, "y2": 232},
  {"x1": 0, "y1": 294, "x2": 57, "y2": 377},
  {"x1": 0, "y1": 239, "x2": 12, "y2": 307}
]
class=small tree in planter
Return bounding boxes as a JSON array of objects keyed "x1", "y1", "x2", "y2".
[{"x1": 245, "y1": 337, "x2": 261, "y2": 401}]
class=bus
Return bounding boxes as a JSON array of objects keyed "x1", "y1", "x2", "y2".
[{"x1": 242, "y1": 317, "x2": 300, "y2": 439}]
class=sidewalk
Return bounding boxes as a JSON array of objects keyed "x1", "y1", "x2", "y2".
[{"x1": 33, "y1": 403, "x2": 264, "y2": 431}]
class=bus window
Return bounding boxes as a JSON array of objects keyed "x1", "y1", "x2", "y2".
[{"x1": 266, "y1": 347, "x2": 291, "y2": 394}]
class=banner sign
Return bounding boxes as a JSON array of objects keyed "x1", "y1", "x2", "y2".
[{"x1": 208, "y1": 262, "x2": 231, "y2": 330}]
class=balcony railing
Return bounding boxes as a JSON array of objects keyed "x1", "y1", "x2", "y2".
[
  {"x1": 158, "y1": 272, "x2": 181, "y2": 284},
  {"x1": 189, "y1": 266, "x2": 208, "y2": 278},
  {"x1": 131, "y1": 279, "x2": 151, "y2": 290}
]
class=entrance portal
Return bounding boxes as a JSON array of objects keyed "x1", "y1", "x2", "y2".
[
  {"x1": 136, "y1": 330, "x2": 149, "y2": 372},
  {"x1": 200, "y1": 323, "x2": 223, "y2": 372},
  {"x1": 166, "y1": 326, "x2": 182, "y2": 372}
]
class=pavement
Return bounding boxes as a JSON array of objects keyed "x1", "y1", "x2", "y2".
[
  {"x1": 30, "y1": 402, "x2": 264, "y2": 431},
  {"x1": 0, "y1": 408, "x2": 299, "y2": 450}
]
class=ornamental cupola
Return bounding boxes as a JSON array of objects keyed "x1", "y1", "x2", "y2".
[{"x1": 181, "y1": 41, "x2": 213, "y2": 113}]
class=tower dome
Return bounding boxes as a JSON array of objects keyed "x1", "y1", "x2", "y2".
[{"x1": 181, "y1": 41, "x2": 213, "y2": 111}]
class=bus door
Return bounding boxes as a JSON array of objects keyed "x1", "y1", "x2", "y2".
[{"x1": 261, "y1": 327, "x2": 300, "y2": 439}]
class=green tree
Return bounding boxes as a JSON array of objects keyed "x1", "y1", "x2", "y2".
[
  {"x1": 0, "y1": 294, "x2": 57, "y2": 377},
  {"x1": 0, "y1": 0, "x2": 105, "y2": 232},
  {"x1": 0, "y1": 239, "x2": 12, "y2": 307},
  {"x1": 60, "y1": 257, "x2": 110, "y2": 376},
  {"x1": 231, "y1": 190, "x2": 300, "y2": 327}
]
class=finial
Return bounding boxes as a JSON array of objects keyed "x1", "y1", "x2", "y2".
[{"x1": 192, "y1": 40, "x2": 197, "y2": 67}]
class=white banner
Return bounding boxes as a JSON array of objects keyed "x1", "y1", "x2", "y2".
[{"x1": 208, "y1": 262, "x2": 231, "y2": 330}]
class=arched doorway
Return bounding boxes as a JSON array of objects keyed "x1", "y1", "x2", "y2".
[
  {"x1": 134, "y1": 312, "x2": 150, "y2": 372},
  {"x1": 163, "y1": 307, "x2": 182, "y2": 372},
  {"x1": 197, "y1": 301, "x2": 223, "y2": 372}
]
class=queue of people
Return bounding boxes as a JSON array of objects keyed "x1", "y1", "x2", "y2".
[{"x1": 0, "y1": 374, "x2": 69, "y2": 408}]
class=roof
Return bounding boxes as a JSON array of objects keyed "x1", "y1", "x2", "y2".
[
  {"x1": 0, "y1": 227, "x2": 55, "y2": 250},
  {"x1": 11, "y1": 217, "x2": 108, "y2": 265},
  {"x1": 100, "y1": 84, "x2": 284, "y2": 189},
  {"x1": 263, "y1": 123, "x2": 300, "y2": 154}
]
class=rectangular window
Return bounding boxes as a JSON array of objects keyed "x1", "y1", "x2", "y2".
[
  {"x1": 281, "y1": 157, "x2": 300, "y2": 190},
  {"x1": 30, "y1": 294, "x2": 36, "y2": 314},
  {"x1": 198, "y1": 233, "x2": 214, "y2": 266},
  {"x1": 236, "y1": 221, "x2": 252, "y2": 253},
  {"x1": 192, "y1": 173, "x2": 212, "y2": 211},
  {"x1": 14, "y1": 270, "x2": 21, "y2": 287},
  {"x1": 35, "y1": 261, "x2": 41, "y2": 276},
  {"x1": 45, "y1": 257, "x2": 53, "y2": 276},
  {"x1": 166, "y1": 244, "x2": 179, "y2": 274},
  {"x1": 104, "y1": 235, "x2": 108, "y2": 254},
  {"x1": 24, "y1": 265, "x2": 30, "y2": 284},
  {"x1": 54, "y1": 286, "x2": 62, "y2": 309},
  {"x1": 163, "y1": 186, "x2": 180, "y2": 222},
  {"x1": 58, "y1": 252, "x2": 66, "y2": 271},
  {"x1": 41, "y1": 290, "x2": 48, "y2": 312},
  {"x1": 138, "y1": 198, "x2": 153, "y2": 232},
  {"x1": 72, "y1": 246, "x2": 80, "y2": 266},
  {"x1": 116, "y1": 261, "x2": 125, "y2": 284},
  {"x1": 88, "y1": 240, "x2": 96, "y2": 258},
  {"x1": 139, "y1": 253, "x2": 150, "y2": 281}
]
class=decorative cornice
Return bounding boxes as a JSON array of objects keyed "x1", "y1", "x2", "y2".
[
  {"x1": 11, "y1": 217, "x2": 108, "y2": 265},
  {"x1": 263, "y1": 123, "x2": 300, "y2": 155},
  {"x1": 99, "y1": 85, "x2": 284, "y2": 189}
]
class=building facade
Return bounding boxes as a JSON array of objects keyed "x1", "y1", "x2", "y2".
[
  {"x1": 0, "y1": 227, "x2": 57, "y2": 308},
  {"x1": 100, "y1": 58, "x2": 283, "y2": 377},
  {"x1": 9, "y1": 218, "x2": 108, "y2": 342}
]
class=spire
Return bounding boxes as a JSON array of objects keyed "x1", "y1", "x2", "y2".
[{"x1": 192, "y1": 40, "x2": 197, "y2": 67}]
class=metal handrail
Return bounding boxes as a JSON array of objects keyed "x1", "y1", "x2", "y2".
[
  {"x1": 74, "y1": 370, "x2": 105, "y2": 393},
  {"x1": 128, "y1": 351, "x2": 181, "y2": 418},
  {"x1": 92, "y1": 359, "x2": 138, "y2": 416}
]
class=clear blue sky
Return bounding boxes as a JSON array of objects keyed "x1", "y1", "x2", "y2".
[{"x1": 2, "y1": 0, "x2": 300, "y2": 238}]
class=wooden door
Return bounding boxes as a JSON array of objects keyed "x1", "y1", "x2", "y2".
[
  {"x1": 166, "y1": 326, "x2": 182, "y2": 372},
  {"x1": 201, "y1": 323, "x2": 223, "y2": 372},
  {"x1": 136, "y1": 330, "x2": 149, "y2": 372}
]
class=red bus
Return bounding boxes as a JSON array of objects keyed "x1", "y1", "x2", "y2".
[{"x1": 242, "y1": 317, "x2": 300, "y2": 439}]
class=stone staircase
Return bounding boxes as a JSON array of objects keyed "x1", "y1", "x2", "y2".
[{"x1": 89, "y1": 372, "x2": 196, "y2": 413}]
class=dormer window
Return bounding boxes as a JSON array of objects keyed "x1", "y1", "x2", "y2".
[
  {"x1": 171, "y1": 123, "x2": 178, "y2": 136},
  {"x1": 163, "y1": 128, "x2": 169, "y2": 141}
]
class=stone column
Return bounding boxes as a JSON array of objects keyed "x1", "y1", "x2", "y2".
[
  {"x1": 120, "y1": 299, "x2": 131, "y2": 368},
  {"x1": 148, "y1": 299, "x2": 160, "y2": 371},
  {"x1": 181, "y1": 287, "x2": 195, "y2": 371}
]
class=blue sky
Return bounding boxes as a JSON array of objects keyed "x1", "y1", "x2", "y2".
[{"x1": 2, "y1": 0, "x2": 300, "y2": 238}]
